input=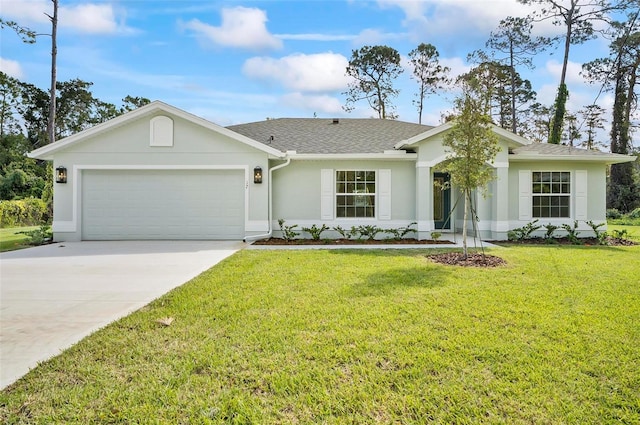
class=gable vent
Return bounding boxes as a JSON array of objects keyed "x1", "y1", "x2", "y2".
[{"x1": 332, "y1": 118, "x2": 339, "y2": 124}]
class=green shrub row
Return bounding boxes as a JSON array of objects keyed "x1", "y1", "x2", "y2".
[
  {"x1": 508, "y1": 219, "x2": 630, "y2": 245},
  {"x1": 0, "y1": 197, "x2": 50, "y2": 228},
  {"x1": 278, "y1": 219, "x2": 419, "y2": 241}
]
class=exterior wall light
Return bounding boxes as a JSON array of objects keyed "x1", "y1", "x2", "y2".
[
  {"x1": 254, "y1": 166, "x2": 263, "y2": 184},
  {"x1": 55, "y1": 166, "x2": 67, "y2": 183}
]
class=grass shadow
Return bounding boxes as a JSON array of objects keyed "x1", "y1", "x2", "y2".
[{"x1": 346, "y1": 265, "x2": 451, "y2": 298}]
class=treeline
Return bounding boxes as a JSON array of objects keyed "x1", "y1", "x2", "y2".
[
  {"x1": 341, "y1": 2, "x2": 640, "y2": 212},
  {"x1": 0, "y1": 72, "x2": 149, "y2": 204}
]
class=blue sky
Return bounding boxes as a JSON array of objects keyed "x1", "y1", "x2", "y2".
[{"x1": 0, "y1": 0, "x2": 619, "y2": 135}]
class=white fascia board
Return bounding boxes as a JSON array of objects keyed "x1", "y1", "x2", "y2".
[
  {"x1": 509, "y1": 154, "x2": 636, "y2": 164},
  {"x1": 394, "y1": 123, "x2": 531, "y2": 150},
  {"x1": 287, "y1": 153, "x2": 418, "y2": 161},
  {"x1": 29, "y1": 100, "x2": 285, "y2": 160},
  {"x1": 394, "y1": 122, "x2": 453, "y2": 149}
]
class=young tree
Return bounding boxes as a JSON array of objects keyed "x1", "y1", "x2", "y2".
[
  {"x1": 408, "y1": 43, "x2": 450, "y2": 124},
  {"x1": 439, "y1": 93, "x2": 500, "y2": 258},
  {"x1": 343, "y1": 45, "x2": 403, "y2": 119},
  {"x1": 486, "y1": 16, "x2": 549, "y2": 133},
  {"x1": 518, "y1": 0, "x2": 631, "y2": 144}
]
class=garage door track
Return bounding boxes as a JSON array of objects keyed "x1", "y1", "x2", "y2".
[{"x1": 0, "y1": 240, "x2": 244, "y2": 389}]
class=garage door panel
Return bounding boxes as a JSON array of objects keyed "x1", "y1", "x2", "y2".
[{"x1": 82, "y1": 170, "x2": 245, "y2": 240}]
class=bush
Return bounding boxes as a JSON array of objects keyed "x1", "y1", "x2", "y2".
[
  {"x1": 629, "y1": 207, "x2": 640, "y2": 219},
  {"x1": 0, "y1": 197, "x2": 49, "y2": 228},
  {"x1": 606, "y1": 208, "x2": 622, "y2": 219},
  {"x1": 277, "y1": 219, "x2": 299, "y2": 241},
  {"x1": 301, "y1": 224, "x2": 329, "y2": 240}
]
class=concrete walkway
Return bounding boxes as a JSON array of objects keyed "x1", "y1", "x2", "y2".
[{"x1": 0, "y1": 240, "x2": 245, "y2": 389}]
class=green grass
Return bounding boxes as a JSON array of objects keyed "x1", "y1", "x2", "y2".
[
  {"x1": 0, "y1": 226, "x2": 39, "y2": 252},
  {"x1": 2, "y1": 246, "x2": 639, "y2": 424}
]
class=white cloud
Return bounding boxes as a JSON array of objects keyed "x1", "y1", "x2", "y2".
[
  {"x1": 545, "y1": 60, "x2": 587, "y2": 86},
  {"x1": 1, "y1": 0, "x2": 133, "y2": 35},
  {"x1": 352, "y1": 28, "x2": 404, "y2": 46},
  {"x1": 376, "y1": 0, "x2": 550, "y2": 40},
  {"x1": 183, "y1": 7, "x2": 282, "y2": 50},
  {"x1": 281, "y1": 93, "x2": 344, "y2": 115},
  {"x1": 0, "y1": 58, "x2": 24, "y2": 78},
  {"x1": 242, "y1": 53, "x2": 350, "y2": 92}
]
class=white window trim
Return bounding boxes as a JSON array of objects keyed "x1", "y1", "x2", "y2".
[
  {"x1": 531, "y1": 170, "x2": 572, "y2": 219},
  {"x1": 335, "y1": 169, "x2": 378, "y2": 219}
]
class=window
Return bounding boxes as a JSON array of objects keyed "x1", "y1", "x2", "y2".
[
  {"x1": 336, "y1": 170, "x2": 376, "y2": 218},
  {"x1": 532, "y1": 171, "x2": 570, "y2": 218}
]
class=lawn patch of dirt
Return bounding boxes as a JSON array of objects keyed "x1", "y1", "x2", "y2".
[
  {"x1": 253, "y1": 238, "x2": 452, "y2": 245},
  {"x1": 428, "y1": 252, "x2": 507, "y2": 267}
]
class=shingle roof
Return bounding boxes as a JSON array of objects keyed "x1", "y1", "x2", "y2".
[
  {"x1": 510, "y1": 142, "x2": 636, "y2": 163},
  {"x1": 227, "y1": 118, "x2": 433, "y2": 154},
  {"x1": 513, "y1": 143, "x2": 599, "y2": 156}
]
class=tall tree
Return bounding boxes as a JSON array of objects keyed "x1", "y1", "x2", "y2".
[
  {"x1": 343, "y1": 45, "x2": 403, "y2": 119},
  {"x1": 46, "y1": 0, "x2": 59, "y2": 145},
  {"x1": 459, "y1": 61, "x2": 536, "y2": 133},
  {"x1": 408, "y1": 43, "x2": 450, "y2": 124},
  {"x1": 0, "y1": 18, "x2": 36, "y2": 43},
  {"x1": 583, "y1": 14, "x2": 640, "y2": 211},
  {"x1": 518, "y1": 0, "x2": 631, "y2": 144},
  {"x1": 119, "y1": 95, "x2": 151, "y2": 114},
  {"x1": 486, "y1": 16, "x2": 549, "y2": 133},
  {"x1": 439, "y1": 92, "x2": 500, "y2": 258}
]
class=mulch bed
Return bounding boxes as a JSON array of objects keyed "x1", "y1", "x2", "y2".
[
  {"x1": 427, "y1": 252, "x2": 507, "y2": 267},
  {"x1": 493, "y1": 236, "x2": 637, "y2": 247},
  {"x1": 252, "y1": 238, "x2": 452, "y2": 245}
]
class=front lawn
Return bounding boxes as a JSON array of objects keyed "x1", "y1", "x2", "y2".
[
  {"x1": 1, "y1": 247, "x2": 639, "y2": 423},
  {"x1": 0, "y1": 226, "x2": 39, "y2": 252}
]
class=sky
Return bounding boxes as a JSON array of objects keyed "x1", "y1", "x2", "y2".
[{"x1": 0, "y1": 0, "x2": 625, "y2": 144}]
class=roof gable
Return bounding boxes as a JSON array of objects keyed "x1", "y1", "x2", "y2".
[
  {"x1": 394, "y1": 122, "x2": 531, "y2": 150},
  {"x1": 29, "y1": 101, "x2": 285, "y2": 160}
]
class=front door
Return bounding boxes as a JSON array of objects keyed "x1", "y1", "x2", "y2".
[{"x1": 433, "y1": 172, "x2": 451, "y2": 230}]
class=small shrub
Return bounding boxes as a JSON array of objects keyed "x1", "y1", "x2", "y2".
[
  {"x1": 610, "y1": 228, "x2": 629, "y2": 241},
  {"x1": 606, "y1": 208, "x2": 622, "y2": 219},
  {"x1": 277, "y1": 219, "x2": 299, "y2": 241},
  {"x1": 629, "y1": 208, "x2": 640, "y2": 219},
  {"x1": 542, "y1": 223, "x2": 559, "y2": 242},
  {"x1": 357, "y1": 225, "x2": 383, "y2": 240},
  {"x1": 333, "y1": 225, "x2": 357, "y2": 240},
  {"x1": 302, "y1": 224, "x2": 329, "y2": 241},
  {"x1": 561, "y1": 220, "x2": 581, "y2": 245},
  {"x1": 385, "y1": 222, "x2": 417, "y2": 241},
  {"x1": 585, "y1": 220, "x2": 606, "y2": 243},
  {"x1": 431, "y1": 231, "x2": 442, "y2": 241},
  {"x1": 18, "y1": 225, "x2": 52, "y2": 246},
  {"x1": 508, "y1": 219, "x2": 541, "y2": 241}
]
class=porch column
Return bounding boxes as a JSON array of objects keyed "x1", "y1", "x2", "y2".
[
  {"x1": 492, "y1": 165, "x2": 509, "y2": 239},
  {"x1": 416, "y1": 164, "x2": 432, "y2": 237}
]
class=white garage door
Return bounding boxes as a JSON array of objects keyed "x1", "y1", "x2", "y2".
[{"x1": 82, "y1": 169, "x2": 245, "y2": 240}]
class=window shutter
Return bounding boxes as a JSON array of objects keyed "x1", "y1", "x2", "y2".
[
  {"x1": 519, "y1": 170, "x2": 532, "y2": 221},
  {"x1": 378, "y1": 169, "x2": 391, "y2": 220},
  {"x1": 321, "y1": 169, "x2": 334, "y2": 220},
  {"x1": 574, "y1": 170, "x2": 587, "y2": 220}
]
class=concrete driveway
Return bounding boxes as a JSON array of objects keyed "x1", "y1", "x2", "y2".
[{"x1": 0, "y1": 240, "x2": 245, "y2": 389}]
